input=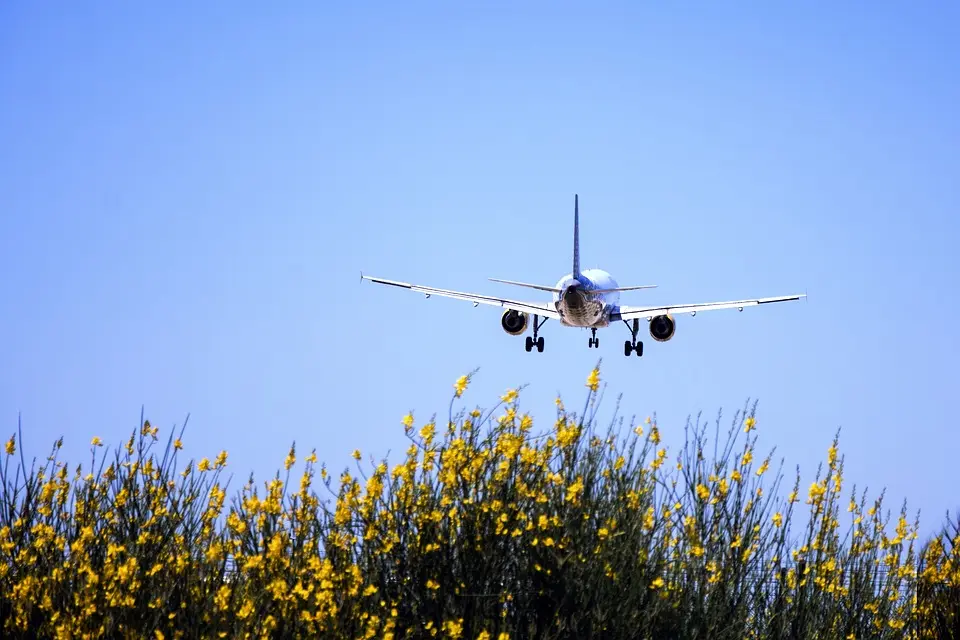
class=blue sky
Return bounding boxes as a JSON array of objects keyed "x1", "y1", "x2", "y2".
[{"x1": 2, "y1": 2, "x2": 958, "y2": 536}]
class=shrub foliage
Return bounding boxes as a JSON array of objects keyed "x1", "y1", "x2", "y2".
[{"x1": 1, "y1": 365, "x2": 958, "y2": 639}]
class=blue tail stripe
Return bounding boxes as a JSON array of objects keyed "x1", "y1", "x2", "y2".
[{"x1": 573, "y1": 194, "x2": 581, "y2": 278}]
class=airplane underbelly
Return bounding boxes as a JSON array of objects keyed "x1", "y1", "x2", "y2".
[{"x1": 557, "y1": 292, "x2": 607, "y2": 327}]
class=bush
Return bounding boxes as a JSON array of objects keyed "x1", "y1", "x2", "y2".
[{"x1": 1, "y1": 365, "x2": 958, "y2": 639}]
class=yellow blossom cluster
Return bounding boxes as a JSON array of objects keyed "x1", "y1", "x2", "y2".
[{"x1": 0, "y1": 368, "x2": 957, "y2": 639}]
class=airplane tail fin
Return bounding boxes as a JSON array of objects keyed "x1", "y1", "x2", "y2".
[{"x1": 573, "y1": 194, "x2": 581, "y2": 279}]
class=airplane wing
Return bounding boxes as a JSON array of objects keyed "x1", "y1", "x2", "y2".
[
  {"x1": 361, "y1": 274, "x2": 562, "y2": 318},
  {"x1": 616, "y1": 293, "x2": 806, "y2": 320}
]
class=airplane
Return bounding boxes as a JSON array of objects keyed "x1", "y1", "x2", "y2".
[{"x1": 361, "y1": 195, "x2": 805, "y2": 357}]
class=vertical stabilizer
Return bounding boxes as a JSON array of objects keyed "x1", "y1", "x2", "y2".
[{"x1": 573, "y1": 194, "x2": 581, "y2": 278}]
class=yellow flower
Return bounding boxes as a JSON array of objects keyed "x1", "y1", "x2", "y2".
[
  {"x1": 402, "y1": 413, "x2": 414, "y2": 431},
  {"x1": 352, "y1": 449, "x2": 362, "y2": 461},
  {"x1": 198, "y1": 458, "x2": 211, "y2": 472},
  {"x1": 772, "y1": 512, "x2": 783, "y2": 528},
  {"x1": 744, "y1": 416, "x2": 756, "y2": 432},
  {"x1": 173, "y1": 438, "x2": 183, "y2": 450},
  {"x1": 443, "y1": 619, "x2": 464, "y2": 639},
  {"x1": 454, "y1": 374, "x2": 470, "y2": 398},
  {"x1": 586, "y1": 367, "x2": 600, "y2": 392},
  {"x1": 520, "y1": 414, "x2": 533, "y2": 432},
  {"x1": 91, "y1": 436, "x2": 102, "y2": 447},
  {"x1": 426, "y1": 579, "x2": 440, "y2": 590},
  {"x1": 565, "y1": 477, "x2": 584, "y2": 504},
  {"x1": 4, "y1": 436, "x2": 13, "y2": 455},
  {"x1": 306, "y1": 451, "x2": 317, "y2": 464},
  {"x1": 696, "y1": 484, "x2": 710, "y2": 501},
  {"x1": 285, "y1": 445, "x2": 296, "y2": 470},
  {"x1": 419, "y1": 422, "x2": 436, "y2": 443},
  {"x1": 756, "y1": 459, "x2": 769, "y2": 476},
  {"x1": 501, "y1": 388, "x2": 518, "y2": 403},
  {"x1": 717, "y1": 477, "x2": 729, "y2": 496},
  {"x1": 807, "y1": 481, "x2": 826, "y2": 504},
  {"x1": 650, "y1": 577, "x2": 664, "y2": 589},
  {"x1": 215, "y1": 450, "x2": 228, "y2": 468}
]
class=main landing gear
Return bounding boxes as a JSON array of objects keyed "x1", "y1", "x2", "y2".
[
  {"x1": 588, "y1": 328, "x2": 599, "y2": 349},
  {"x1": 623, "y1": 318, "x2": 644, "y2": 357},
  {"x1": 524, "y1": 315, "x2": 547, "y2": 353}
]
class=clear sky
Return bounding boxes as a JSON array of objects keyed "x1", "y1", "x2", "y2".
[{"x1": 2, "y1": 2, "x2": 958, "y2": 536}]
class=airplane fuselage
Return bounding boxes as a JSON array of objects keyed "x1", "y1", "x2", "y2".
[{"x1": 552, "y1": 268, "x2": 620, "y2": 328}]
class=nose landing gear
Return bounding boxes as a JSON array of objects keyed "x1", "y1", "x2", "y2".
[{"x1": 588, "y1": 328, "x2": 599, "y2": 349}]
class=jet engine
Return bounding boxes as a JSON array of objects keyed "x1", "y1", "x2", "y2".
[
  {"x1": 649, "y1": 314, "x2": 676, "y2": 342},
  {"x1": 501, "y1": 309, "x2": 528, "y2": 336}
]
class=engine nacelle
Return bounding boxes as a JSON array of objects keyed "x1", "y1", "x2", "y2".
[
  {"x1": 649, "y1": 314, "x2": 676, "y2": 342},
  {"x1": 500, "y1": 309, "x2": 528, "y2": 336}
]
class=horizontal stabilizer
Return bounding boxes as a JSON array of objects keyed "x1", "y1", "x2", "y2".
[
  {"x1": 488, "y1": 278, "x2": 562, "y2": 293},
  {"x1": 591, "y1": 285, "x2": 658, "y2": 295},
  {"x1": 490, "y1": 279, "x2": 658, "y2": 295}
]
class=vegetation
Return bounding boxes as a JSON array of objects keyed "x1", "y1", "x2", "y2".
[{"x1": 1, "y1": 364, "x2": 957, "y2": 639}]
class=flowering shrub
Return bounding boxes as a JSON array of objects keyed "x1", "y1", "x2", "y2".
[{"x1": 1, "y1": 365, "x2": 957, "y2": 639}]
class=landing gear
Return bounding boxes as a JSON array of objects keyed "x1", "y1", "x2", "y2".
[
  {"x1": 524, "y1": 315, "x2": 547, "y2": 353},
  {"x1": 588, "y1": 328, "x2": 599, "y2": 349},
  {"x1": 623, "y1": 340, "x2": 643, "y2": 357},
  {"x1": 525, "y1": 335, "x2": 544, "y2": 353},
  {"x1": 622, "y1": 318, "x2": 644, "y2": 357}
]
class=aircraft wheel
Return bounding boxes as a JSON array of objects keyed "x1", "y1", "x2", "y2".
[
  {"x1": 624, "y1": 340, "x2": 632, "y2": 356},
  {"x1": 536, "y1": 337, "x2": 544, "y2": 352},
  {"x1": 525, "y1": 336, "x2": 533, "y2": 352},
  {"x1": 636, "y1": 341, "x2": 644, "y2": 357}
]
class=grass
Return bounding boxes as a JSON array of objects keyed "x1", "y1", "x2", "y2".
[{"x1": 1, "y1": 364, "x2": 957, "y2": 639}]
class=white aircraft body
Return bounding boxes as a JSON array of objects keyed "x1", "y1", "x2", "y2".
[{"x1": 362, "y1": 195, "x2": 805, "y2": 356}]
